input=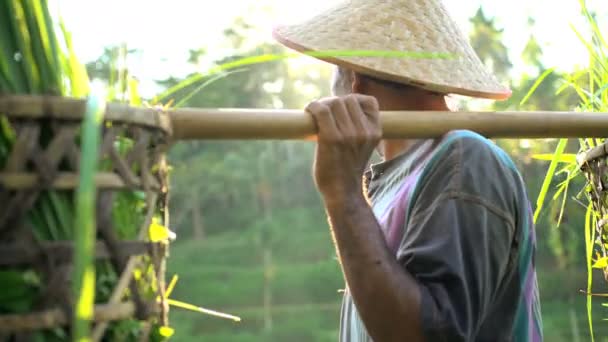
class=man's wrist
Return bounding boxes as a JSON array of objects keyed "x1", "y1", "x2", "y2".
[{"x1": 322, "y1": 188, "x2": 368, "y2": 211}]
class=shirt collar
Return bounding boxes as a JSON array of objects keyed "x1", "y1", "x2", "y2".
[{"x1": 368, "y1": 139, "x2": 429, "y2": 181}]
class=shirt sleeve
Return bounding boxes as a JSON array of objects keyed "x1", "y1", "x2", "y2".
[{"x1": 396, "y1": 138, "x2": 517, "y2": 341}]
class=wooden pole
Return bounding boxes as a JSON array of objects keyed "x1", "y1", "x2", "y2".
[
  {"x1": 0, "y1": 302, "x2": 157, "y2": 332},
  {"x1": 4, "y1": 95, "x2": 608, "y2": 140},
  {"x1": 170, "y1": 108, "x2": 608, "y2": 140}
]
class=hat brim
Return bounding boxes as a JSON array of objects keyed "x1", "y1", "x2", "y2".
[
  {"x1": 274, "y1": 28, "x2": 511, "y2": 100},
  {"x1": 271, "y1": 0, "x2": 512, "y2": 101}
]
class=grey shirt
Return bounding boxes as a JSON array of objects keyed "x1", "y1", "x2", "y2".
[{"x1": 339, "y1": 131, "x2": 543, "y2": 341}]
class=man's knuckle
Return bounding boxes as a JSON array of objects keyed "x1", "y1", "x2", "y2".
[
  {"x1": 345, "y1": 94, "x2": 357, "y2": 102},
  {"x1": 329, "y1": 98, "x2": 346, "y2": 109},
  {"x1": 365, "y1": 96, "x2": 380, "y2": 110},
  {"x1": 367, "y1": 111, "x2": 380, "y2": 121},
  {"x1": 319, "y1": 105, "x2": 332, "y2": 116},
  {"x1": 321, "y1": 96, "x2": 337, "y2": 104},
  {"x1": 305, "y1": 101, "x2": 316, "y2": 111},
  {"x1": 346, "y1": 95, "x2": 361, "y2": 109}
]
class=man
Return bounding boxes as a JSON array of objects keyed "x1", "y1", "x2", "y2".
[{"x1": 273, "y1": 0, "x2": 542, "y2": 341}]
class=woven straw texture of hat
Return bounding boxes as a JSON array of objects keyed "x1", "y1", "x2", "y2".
[{"x1": 273, "y1": 0, "x2": 511, "y2": 100}]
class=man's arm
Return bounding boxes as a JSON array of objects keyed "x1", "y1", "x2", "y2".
[
  {"x1": 325, "y1": 193, "x2": 425, "y2": 342},
  {"x1": 306, "y1": 94, "x2": 425, "y2": 341}
]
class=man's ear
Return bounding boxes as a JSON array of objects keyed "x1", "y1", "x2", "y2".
[{"x1": 352, "y1": 72, "x2": 363, "y2": 94}]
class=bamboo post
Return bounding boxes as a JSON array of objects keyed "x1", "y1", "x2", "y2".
[
  {"x1": 0, "y1": 302, "x2": 158, "y2": 332},
  {"x1": 169, "y1": 108, "x2": 608, "y2": 140}
]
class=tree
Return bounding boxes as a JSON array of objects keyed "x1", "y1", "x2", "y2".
[{"x1": 469, "y1": 7, "x2": 512, "y2": 80}]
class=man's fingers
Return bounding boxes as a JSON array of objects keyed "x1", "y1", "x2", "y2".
[
  {"x1": 344, "y1": 95, "x2": 367, "y2": 132},
  {"x1": 358, "y1": 95, "x2": 380, "y2": 121},
  {"x1": 306, "y1": 95, "x2": 381, "y2": 142},
  {"x1": 327, "y1": 98, "x2": 355, "y2": 134},
  {"x1": 305, "y1": 101, "x2": 340, "y2": 140},
  {"x1": 355, "y1": 95, "x2": 382, "y2": 141}
]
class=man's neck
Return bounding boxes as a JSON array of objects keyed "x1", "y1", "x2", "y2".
[{"x1": 374, "y1": 88, "x2": 449, "y2": 161}]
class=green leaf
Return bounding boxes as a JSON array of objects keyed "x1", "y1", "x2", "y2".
[
  {"x1": 533, "y1": 139, "x2": 568, "y2": 223},
  {"x1": 128, "y1": 77, "x2": 142, "y2": 106},
  {"x1": 48, "y1": 192, "x2": 73, "y2": 238},
  {"x1": 0, "y1": 271, "x2": 38, "y2": 312},
  {"x1": 148, "y1": 220, "x2": 176, "y2": 242},
  {"x1": 593, "y1": 256, "x2": 608, "y2": 269},
  {"x1": 39, "y1": 197, "x2": 62, "y2": 240},
  {"x1": 555, "y1": 172, "x2": 570, "y2": 227},
  {"x1": 21, "y1": 0, "x2": 52, "y2": 92},
  {"x1": 174, "y1": 69, "x2": 245, "y2": 108},
  {"x1": 585, "y1": 203, "x2": 595, "y2": 342},
  {"x1": 579, "y1": 0, "x2": 608, "y2": 50},
  {"x1": 30, "y1": 0, "x2": 62, "y2": 93},
  {"x1": 72, "y1": 95, "x2": 104, "y2": 340},
  {"x1": 520, "y1": 67, "x2": 556, "y2": 106},
  {"x1": 532, "y1": 153, "x2": 576, "y2": 163},
  {"x1": 0, "y1": 0, "x2": 27, "y2": 92},
  {"x1": 59, "y1": 20, "x2": 89, "y2": 97},
  {"x1": 158, "y1": 326, "x2": 175, "y2": 338},
  {"x1": 167, "y1": 298, "x2": 241, "y2": 322},
  {"x1": 7, "y1": 0, "x2": 41, "y2": 93}
]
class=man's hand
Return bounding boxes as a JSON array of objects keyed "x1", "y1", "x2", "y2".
[{"x1": 305, "y1": 94, "x2": 381, "y2": 202}]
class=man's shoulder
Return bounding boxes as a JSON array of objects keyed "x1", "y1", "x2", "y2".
[
  {"x1": 424, "y1": 130, "x2": 523, "y2": 184},
  {"x1": 432, "y1": 130, "x2": 518, "y2": 171},
  {"x1": 415, "y1": 130, "x2": 528, "y2": 211}
]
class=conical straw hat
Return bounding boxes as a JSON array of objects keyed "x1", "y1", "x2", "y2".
[{"x1": 273, "y1": 0, "x2": 511, "y2": 100}]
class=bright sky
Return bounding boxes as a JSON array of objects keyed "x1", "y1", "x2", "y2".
[{"x1": 54, "y1": 0, "x2": 607, "y2": 97}]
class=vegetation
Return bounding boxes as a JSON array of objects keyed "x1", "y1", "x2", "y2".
[
  {"x1": 0, "y1": 1, "x2": 168, "y2": 340},
  {"x1": 1, "y1": 0, "x2": 607, "y2": 340},
  {"x1": 529, "y1": 1, "x2": 608, "y2": 340}
]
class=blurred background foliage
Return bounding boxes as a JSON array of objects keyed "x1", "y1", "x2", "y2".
[{"x1": 81, "y1": 4, "x2": 608, "y2": 341}]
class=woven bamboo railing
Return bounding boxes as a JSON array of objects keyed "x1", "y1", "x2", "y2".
[{"x1": 0, "y1": 94, "x2": 170, "y2": 339}]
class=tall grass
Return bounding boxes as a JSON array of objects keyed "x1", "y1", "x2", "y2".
[
  {"x1": 530, "y1": 0, "x2": 608, "y2": 339},
  {"x1": 73, "y1": 97, "x2": 104, "y2": 340}
]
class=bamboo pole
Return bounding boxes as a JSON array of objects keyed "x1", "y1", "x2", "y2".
[
  {"x1": 169, "y1": 108, "x2": 608, "y2": 140},
  {"x1": 4, "y1": 95, "x2": 608, "y2": 140},
  {"x1": 0, "y1": 302, "x2": 158, "y2": 332}
]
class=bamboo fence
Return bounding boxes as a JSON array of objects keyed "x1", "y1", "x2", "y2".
[{"x1": 0, "y1": 94, "x2": 170, "y2": 339}]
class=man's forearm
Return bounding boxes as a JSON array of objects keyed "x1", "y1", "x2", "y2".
[{"x1": 324, "y1": 192, "x2": 425, "y2": 342}]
